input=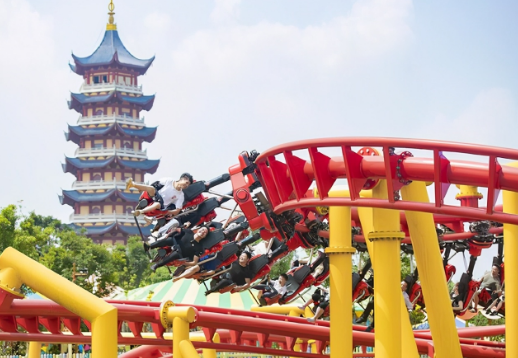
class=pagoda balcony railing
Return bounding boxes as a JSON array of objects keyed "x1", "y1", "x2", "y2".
[
  {"x1": 72, "y1": 179, "x2": 128, "y2": 190},
  {"x1": 69, "y1": 212, "x2": 146, "y2": 224},
  {"x1": 75, "y1": 146, "x2": 147, "y2": 159},
  {"x1": 80, "y1": 81, "x2": 143, "y2": 94},
  {"x1": 77, "y1": 114, "x2": 145, "y2": 126}
]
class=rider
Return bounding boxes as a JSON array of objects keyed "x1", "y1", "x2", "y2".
[
  {"x1": 253, "y1": 273, "x2": 289, "y2": 299},
  {"x1": 204, "y1": 251, "x2": 253, "y2": 295},
  {"x1": 127, "y1": 173, "x2": 193, "y2": 217},
  {"x1": 401, "y1": 280, "x2": 413, "y2": 311},
  {"x1": 305, "y1": 287, "x2": 330, "y2": 323},
  {"x1": 146, "y1": 226, "x2": 209, "y2": 272},
  {"x1": 472, "y1": 264, "x2": 502, "y2": 312}
]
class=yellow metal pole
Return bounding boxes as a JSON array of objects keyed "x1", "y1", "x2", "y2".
[
  {"x1": 326, "y1": 203, "x2": 354, "y2": 358},
  {"x1": 163, "y1": 305, "x2": 196, "y2": 358},
  {"x1": 401, "y1": 181, "x2": 462, "y2": 358},
  {"x1": 0, "y1": 248, "x2": 117, "y2": 358},
  {"x1": 357, "y1": 187, "x2": 419, "y2": 358},
  {"x1": 503, "y1": 162, "x2": 518, "y2": 358},
  {"x1": 369, "y1": 182, "x2": 404, "y2": 358},
  {"x1": 28, "y1": 342, "x2": 41, "y2": 358}
]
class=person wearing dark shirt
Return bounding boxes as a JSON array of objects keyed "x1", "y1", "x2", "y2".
[
  {"x1": 205, "y1": 251, "x2": 253, "y2": 295},
  {"x1": 146, "y1": 227, "x2": 209, "y2": 271}
]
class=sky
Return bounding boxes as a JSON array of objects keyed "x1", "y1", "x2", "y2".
[{"x1": 1, "y1": 0, "x2": 517, "y2": 279}]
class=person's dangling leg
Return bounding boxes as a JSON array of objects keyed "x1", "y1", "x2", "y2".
[
  {"x1": 126, "y1": 178, "x2": 156, "y2": 196},
  {"x1": 151, "y1": 250, "x2": 182, "y2": 272}
]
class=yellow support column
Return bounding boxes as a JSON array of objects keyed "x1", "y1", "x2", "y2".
[
  {"x1": 326, "y1": 188, "x2": 355, "y2": 358},
  {"x1": 503, "y1": 162, "x2": 518, "y2": 358},
  {"x1": 357, "y1": 188, "x2": 418, "y2": 358},
  {"x1": 28, "y1": 342, "x2": 41, "y2": 358},
  {"x1": 401, "y1": 181, "x2": 462, "y2": 358},
  {"x1": 369, "y1": 182, "x2": 404, "y2": 358}
]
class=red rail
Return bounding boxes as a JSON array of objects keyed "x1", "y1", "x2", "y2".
[{"x1": 254, "y1": 137, "x2": 518, "y2": 224}]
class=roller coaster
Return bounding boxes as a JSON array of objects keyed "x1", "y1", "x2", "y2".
[{"x1": 0, "y1": 137, "x2": 517, "y2": 358}]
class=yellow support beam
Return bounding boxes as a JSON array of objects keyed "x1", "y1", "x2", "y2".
[
  {"x1": 0, "y1": 248, "x2": 117, "y2": 358},
  {"x1": 357, "y1": 184, "x2": 419, "y2": 358},
  {"x1": 401, "y1": 181, "x2": 462, "y2": 358},
  {"x1": 28, "y1": 342, "x2": 41, "y2": 358},
  {"x1": 503, "y1": 162, "x2": 518, "y2": 357},
  {"x1": 326, "y1": 202, "x2": 354, "y2": 358},
  {"x1": 369, "y1": 182, "x2": 404, "y2": 358}
]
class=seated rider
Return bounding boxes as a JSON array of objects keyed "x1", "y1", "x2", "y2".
[
  {"x1": 472, "y1": 264, "x2": 502, "y2": 312},
  {"x1": 126, "y1": 173, "x2": 193, "y2": 217},
  {"x1": 401, "y1": 281, "x2": 414, "y2": 311},
  {"x1": 451, "y1": 282, "x2": 465, "y2": 311},
  {"x1": 172, "y1": 236, "x2": 254, "y2": 282},
  {"x1": 298, "y1": 287, "x2": 330, "y2": 323},
  {"x1": 145, "y1": 226, "x2": 209, "y2": 271},
  {"x1": 253, "y1": 273, "x2": 289, "y2": 299},
  {"x1": 204, "y1": 251, "x2": 253, "y2": 295}
]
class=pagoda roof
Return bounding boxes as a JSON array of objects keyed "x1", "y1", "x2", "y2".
[
  {"x1": 59, "y1": 189, "x2": 140, "y2": 207},
  {"x1": 68, "y1": 92, "x2": 155, "y2": 113},
  {"x1": 66, "y1": 123, "x2": 157, "y2": 144},
  {"x1": 70, "y1": 30, "x2": 155, "y2": 76},
  {"x1": 70, "y1": 223, "x2": 152, "y2": 236},
  {"x1": 62, "y1": 156, "x2": 160, "y2": 176}
]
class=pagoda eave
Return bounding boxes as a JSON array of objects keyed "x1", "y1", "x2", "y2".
[{"x1": 66, "y1": 123, "x2": 157, "y2": 145}]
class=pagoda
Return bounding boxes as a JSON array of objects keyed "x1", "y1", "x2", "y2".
[{"x1": 60, "y1": 1, "x2": 157, "y2": 245}]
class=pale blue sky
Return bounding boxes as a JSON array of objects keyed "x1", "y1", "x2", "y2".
[{"x1": 1, "y1": 0, "x2": 516, "y2": 278}]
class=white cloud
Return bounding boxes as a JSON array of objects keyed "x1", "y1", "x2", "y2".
[
  {"x1": 210, "y1": 0, "x2": 241, "y2": 26},
  {"x1": 144, "y1": 12, "x2": 171, "y2": 32},
  {"x1": 418, "y1": 88, "x2": 518, "y2": 147}
]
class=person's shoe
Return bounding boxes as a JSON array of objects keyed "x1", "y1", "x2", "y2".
[
  {"x1": 204, "y1": 290, "x2": 213, "y2": 296},
  {"x1": 144, "y1": 216, "x2": 153, "y2": 225},
  {"x1": 469, "y1": 308, "x2": 477, "y2": 313},
  {"x1": 150, "y1": 263, "x2": 158, "y2": 272},
  {"x1": 143, "y1": 242, "x2": 150, "y2": 252},
  {"x1": 356, "y1": 316, "x2": 368, "y2": 324},
  {"x1": 147, "y1": 235, "x2": 157, "y2": 244},
  {"x1": 132, "y1": 210, "x2": 141, "y2": 217},
  {"x1": 297, "y1": 305, "x2": 306, "y2": 310},
  {"x1": 126, "y1": 178, "x2": 134, "y2": 190},
  {"x1": 365, "y1": 325, "x2": 374, "y2": 332},
  {"x1": 307, "y1": 317, "x2": 316, "y2": 323}
]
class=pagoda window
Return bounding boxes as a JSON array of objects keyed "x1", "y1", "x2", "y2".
[
  {"x1": 123, "y1": 141, "x2": 131, "y2": 149},
  {"x1": 92, "y1": 173, "x2": 102, "y2": 181},
  {"x1": 91, "y1": 206, "x2": 101, "y2": 214},
  {"x1": 93, "y1": 76, "x2": 100, "y2": 84},
  {"x1": 95, "y1": 109, "x2": 104, "y2": 116},
  {"x1": 102, "y1": 75, "x2": 108, "y2": 83}
]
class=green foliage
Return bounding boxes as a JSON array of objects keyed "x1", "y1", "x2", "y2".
[{"x1": 269, "y1": 251, "x2": 294, "y2": 279}]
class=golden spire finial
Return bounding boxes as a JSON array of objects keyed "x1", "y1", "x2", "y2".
[{"x1": 106, "y1": 0, "x2": 117, "y2": 31}]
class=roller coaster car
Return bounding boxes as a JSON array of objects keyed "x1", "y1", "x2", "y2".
[
  {"x1": 403, "y1": 274, "x2": 424, "y2": 309},
  {"x1": 210, "y1": 238, "x2": 288, "y2": 294},
  {"x1": 352, "y1": 278, "x2": 371, "y2": 303},
  {"x1": 258, "y1": 251, "x2": 329, "y2": 306},
  {"x1": 478, "y1": 260, "x2": 505, "y2": 317},
  {"x1": 152, "y1": 228, "x2": 228, "y2": 268},
  {"x1": 187, "y1": 233, "x2": 261, "y2": 281},
  {"x1": 455, "y1": 273, "x2": 481, "y2": 319}
]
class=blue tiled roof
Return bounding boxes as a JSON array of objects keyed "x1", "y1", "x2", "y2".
[
  {"x1": 66, "y1": 123, "x2": 157, "y2": 144},
  {"x1": 69, "y1": 223, "x2": 152, "y2": 237},
  {"x1": 59, "y1": 189, "x2": 140, "y2": 207},
  {"x1": 62, "y1": 157, "x2": 160, "y2": 176},
  {"x1": 68, "y1": 92, "x2": 155, "y2": 113},
  {"x1": 71, "y1": 30, "x2": 154, "y2": 75}
]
